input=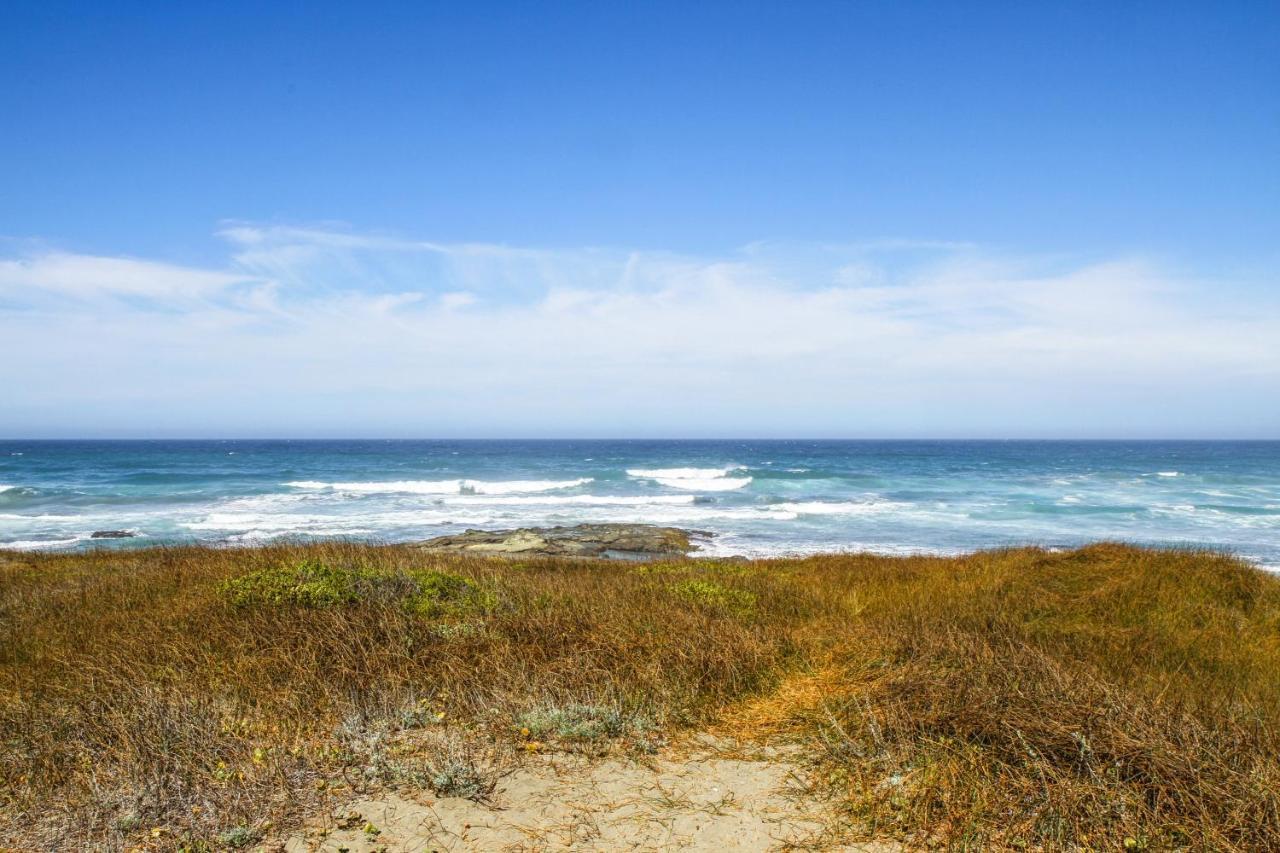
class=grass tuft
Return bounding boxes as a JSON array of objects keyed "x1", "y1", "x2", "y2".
[
  {"x1": 218, "y1": 825, "x2": 258, "y2": 848},
  {"x1": 516, "y1": 703, "x2": 648, "y2": 742}
]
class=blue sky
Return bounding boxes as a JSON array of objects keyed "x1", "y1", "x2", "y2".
[{"x1": 1, "y1": 1, "x2": 1278, "y2": 437}]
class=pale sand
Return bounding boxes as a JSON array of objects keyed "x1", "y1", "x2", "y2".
[{"x1": 280, "y1": 739, "x2": 899, "y2": 852}]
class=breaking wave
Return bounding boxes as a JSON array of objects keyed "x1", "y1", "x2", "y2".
[
  {"x1": 626, "y1": 466, "x2": 753, "y2": 491},
  {"x1": 773, "y1": 499, "x2": 913, "y2": 516},
  {"x1": 284, "y1": 478, "x2": 593, "y2": 495},
  {"x1": 0, "y1": 536, "x2": 87, "y2": 551}
]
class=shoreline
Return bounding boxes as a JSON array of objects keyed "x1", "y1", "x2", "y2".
[{"x1": 4, "y1": 528, "x2": 1278, "y2": 574}]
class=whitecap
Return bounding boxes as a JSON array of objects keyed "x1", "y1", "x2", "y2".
[
  {"x1": 601, "y1": 505, "x2": 799, "y2": 523},
  {"x1": 695, "y1": 535, "x2": 965, "y2": 560},
  {"x1": 443, "y1": 494, "x2": 696, "y2": 507},
  {"x1": 284, "y1": 478, "x2": 593, "y2": 495},
  {"x1": 652, "y1": 476, "x2": 753, "y2": 491},
  {"x1": 0, "y1": 484, "x2": 13, "y2": 493},
  {"x1": 182, "y1": 507, "x2": 502, "y2": 533},
  {"x1": 1156, "y1": 471, "x2": 1180, "y2": 477},
  {"x1": 1149, "y1": 504, "x2": 1198, "y2": 518},
  {"x1": 774, "y1": 499, "x2": 912, "y2": 516},
  {"x1": 0, "y1": 537, "x2": 86, "y2": 551},
  {"x1": 226, "y1": 526, "x2": 378, "y2": 542},
  {"x1": 626, "y1": 467, "x2": 741, "y2": 480}
]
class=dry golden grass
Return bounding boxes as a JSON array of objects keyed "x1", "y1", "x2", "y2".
[{"x1": 1, "y1": 542, "x2": 1278, "y2": 850}]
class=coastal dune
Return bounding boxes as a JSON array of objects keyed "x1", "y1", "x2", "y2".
[{"x1": 2, "y1": 539, "x2": 1279, "y2": 850}]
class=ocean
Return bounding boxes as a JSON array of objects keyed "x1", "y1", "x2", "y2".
[{"x1": 1, "y1": 440, "x2": 1278, "y2": 569}]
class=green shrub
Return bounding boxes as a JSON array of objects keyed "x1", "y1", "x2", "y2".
[
  {"x1": 219, "y1": 560, "x2": 494, "y2": 617},
  {"x1": 672, "y1": 579, "x2": 757, "y2": 615},
  {"x1": 403, "y1": 569, "x2": 496, "y2": 618},
  {"x1": 219, "y1": 558, "x2": 375, "y2": 607}
]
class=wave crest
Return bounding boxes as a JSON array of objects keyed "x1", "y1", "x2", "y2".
[
  {"x1": 284, "y1": 478, "x2": 593, "y2": 495},
  {"x1": 627, "y1": 466, "x2": 752, "y2": 491}
]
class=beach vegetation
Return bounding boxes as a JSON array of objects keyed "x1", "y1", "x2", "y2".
[
  {"x1": 218, "y1": 825, "x2": 257, "y2": 848},
  {"x1": 672, "y1": 578, "x2": 757, "y2": 615},
  {"x1": 515, "y1": 703, "x2": 646, "y2": 742},
  {"x1": 2, "y1": 542, "x2": 1279, "y2": 849},
  {"x1": 219, "y1": 557, "x2": 495, "y2": 617}
]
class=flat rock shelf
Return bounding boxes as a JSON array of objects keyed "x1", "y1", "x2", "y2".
[{"x1": 415, "y1": 523, "x2": 704, "y2": 560}]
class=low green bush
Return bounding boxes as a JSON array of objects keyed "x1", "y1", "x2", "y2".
[
  {"x1": 672, "y1": 578, "x2": 757, "y2": 615},
  {"x1": 403, "y1": 569, "x2": 497, "y2": 618},
  {"x1": 219, "y1": 559, "x2": 494, "y2": 617}
]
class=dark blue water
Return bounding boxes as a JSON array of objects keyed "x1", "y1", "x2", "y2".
[{"x1": 2, "y1": 440, "x2": 1278, "y2": 568}]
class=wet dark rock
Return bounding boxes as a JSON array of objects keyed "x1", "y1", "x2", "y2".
[
  {"x1": 90, "y1": 530, "x2": 136, "y2": 539},
  {"x1": 416, "y1": 523, "x2": 704, "y2": 559}
]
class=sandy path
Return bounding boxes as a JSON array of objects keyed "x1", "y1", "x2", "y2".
[{"x1": 281, "y1": 740, "x2": 898, "y2": 852}]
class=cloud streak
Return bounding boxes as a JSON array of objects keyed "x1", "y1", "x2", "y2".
[{"x1": 1, "y1": 226, "x2": 1276, "y2": 437}]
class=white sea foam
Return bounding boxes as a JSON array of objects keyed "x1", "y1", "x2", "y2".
[
  {"x1": 1152, "y1": 504, "x2": 1198, "y2": 515},
  {"x1": 0, "y1": 485, "x2": 14, "y2": 493},
  {"x1": 0, "y1": 537, "x2": 86, "y2": 551},
  {"x1": 208, "y1": 492, "x2": 697, "y2": 520},
  {"x1": 1156, "y1": 471, "x2": 1180, "y2": 477},
  {"x1": 442, "y1": 494, "x2": 697, "y2": 507},
  {"x1": 285, "y1": 478, "x2": 593, "y2": 495},
  {"x1": 627, "y1": 467, "x2": 739, "y2": 479},
  {"x1": 184, "y1": 499, "x2": 814, "y2": 536},
  {"x1": 773, "y1": 499, "x2": 912, "y2": 516},
  {"x1": 215, "y1": 492, "x2": 326, "y2": 512},
  {"x1": 183, "y1": 507, "x2": 503, "y2": 533},
  {"x1": 626, "y1": 466, "x2": 752, "y2": 491},
  {"x1": 226, "y1": 526, "x2": 378, "y2": 543},
  {"x1": 696, "y1": 533, "x2": 965, "y2": 560},
  {"x1": 653, "y1": 476, "x2": 753, "y2": 491}
]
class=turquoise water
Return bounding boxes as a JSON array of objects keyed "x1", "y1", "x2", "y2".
[{"x1": 1, "y1": 440, "x2": 1278, "y2": 568}]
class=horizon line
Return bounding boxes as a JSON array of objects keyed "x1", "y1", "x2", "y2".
[{"x1": 3, "y1": 437, "x2": 1278, "y2": 443}]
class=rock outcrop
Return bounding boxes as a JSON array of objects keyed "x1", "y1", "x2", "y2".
[
  {"x1": 90, "y1": 530, "x2": 136, "y2": 539},
  {"x1": 415, "y1": 523, "x2": 701, "y2": 559}
]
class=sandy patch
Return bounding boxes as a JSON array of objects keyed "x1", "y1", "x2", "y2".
[{"x1": 281, "y1": 740, "x2": 898, "y2": 851}]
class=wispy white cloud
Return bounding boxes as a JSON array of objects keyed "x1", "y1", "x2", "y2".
[
  {"x1": 0, "y1": 225, "x2": 1276, "y2": 437},
  {"x1": 0, "y1": 252, "x2": 252, "y2": 304}
]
